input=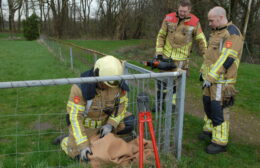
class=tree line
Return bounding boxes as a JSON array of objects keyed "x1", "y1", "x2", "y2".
[{"x1": 0, "y1": 0, "x2": 259, "y2": 63}]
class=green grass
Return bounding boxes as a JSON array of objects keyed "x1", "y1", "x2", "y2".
[
  {"x1": 235, "y1": 63, "x2": 260, "y2": 116},
  {"x1": 1, "y1": 37, "x2": 260, "y2": 167},
  {"x1": 67, "y1": 39, "x2": 145, "y2": 55},
  {"x1": 0, "y1": 32, "x2": 23, "y2": 39},
  {"x1": 0, "y1": 39, "x2": 77, "y2": 167},
  {"x1": 180, "y1": 114, "x2": 260, "y2": 168}
]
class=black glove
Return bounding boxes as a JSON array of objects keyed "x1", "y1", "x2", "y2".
[
  {"x1": 199, "y1": 73, "x2": 203, "y2": 82},
  {"x1": 222, "y1": 85, "x2": 238, "y2": 108},
  {"x1": 223, "y1": 96, "x2": 235, "y2": 108}
]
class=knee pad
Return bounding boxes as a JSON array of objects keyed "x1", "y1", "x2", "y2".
[
  {"x1": 211, "y1": 101, "x2": 224, "y2": 126},
  {"x1": 117, "y1": 115, "x2": 136, "y2": 135},
  {"x1": 203, "y1": 96, "x2": 211, "y2": 119}
]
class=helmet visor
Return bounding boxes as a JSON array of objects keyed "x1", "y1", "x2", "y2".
[
  {"x1": 104, "y1": 80, "x2": 121, "y2": 87},
  {"x1": 107, "y1": 80, "x2": 120, "y2": 86}
]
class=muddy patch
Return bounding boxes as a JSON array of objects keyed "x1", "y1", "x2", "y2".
[{"x1": 33, "y1": 122, "x2": 53, "y2": 131}]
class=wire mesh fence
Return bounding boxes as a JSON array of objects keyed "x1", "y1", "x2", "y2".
[
  {"x1": 0, "y1": 37, "x2": 186, "y2": 167},
  {"x1": 40, "y1": 35, "x2": 105, "y2": 73}
]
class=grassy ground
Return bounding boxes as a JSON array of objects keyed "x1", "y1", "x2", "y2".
[
  {"x1": 67, "y1": 39, "x2": 146, "y2": 55},
  {"x1": 0, "y1": 32, "x2": 23, "y2": 39},
  {"x1": 180, "y1": 115, "x2": 260, "y2": 168},
  {"x1": 0, "y1": 39, "x2": 79, "y2": 167},
  {"x1": 0, "y1": 37, "x2": 259, "y2": 167}
]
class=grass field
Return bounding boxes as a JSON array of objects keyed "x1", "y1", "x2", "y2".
[
  {"x1": 67, "y1": 39, "x2": 145, "y2": 55},
  {"x1": 0, "y1": 36, "x2": 260, "y2": 167},
  {"x1": 0, "y1": 33, "x2": 23, "y2": 39},
  {"x1": 0, "y1": 40, "x2": 81, "y2": 168}
]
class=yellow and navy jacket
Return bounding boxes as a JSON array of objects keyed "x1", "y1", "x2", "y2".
[
  {"x1": 201, "y1": 22, "x2": 244, "y2": 84},
  {"x1": 156, "y1": 12, "x2": 207, "y2": 61},
  {"x1": 66, "y1": 70, "x2": 129, "y2": 151}
]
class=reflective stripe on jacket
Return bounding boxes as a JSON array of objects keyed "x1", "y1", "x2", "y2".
[
  {"x1": 201, "y1": 22, "x2": 244, "y2": 84},
  {"x1": 66, "y1": 84, "x2": 128, "y2": 150},
  {"x1": 156, "y1": 12, "x2": 207, "y2": 61}
]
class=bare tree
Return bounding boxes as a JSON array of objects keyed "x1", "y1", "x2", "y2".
[
  {"x1": 24, "y1": 0, "x2": 29, "y2": 18},
  {"x1": 48, "y1": 0, "x2": 69, "y2": 37},
  {"x1": 243, "y1": 0, "x2": 252, "y2": 37},
  {"x1": 96, "y1": 0, "x2": 121, "y2": 38},
  {"x1": 17, "y1": 1, "x2": 23, "y2": 31},
  {"x1": 72, "y1": 0, "x2": 76, "y2": 25},
  {"x1": 132, "y1": 0, "x2": 150, "y2": 39},
  {"x1": 0, "y1": 0, "x2": 4, "y2": 31},
  {"x1": 80, "y1": 0, "x2": 93, "y2": 31},
  {"x1": 7, "y1": 0, "x2": 23, "y2": 34},
  {"x1": 39, "y1": 0, "x2": 45, "y2": 21},
  {"x1": 31, "y1": 0, "x2": 36, "y2": 13},
  {"x1": 115, "y1": 0, "x2": 130, "y2": 40}
]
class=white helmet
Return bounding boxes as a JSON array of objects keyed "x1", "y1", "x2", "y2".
[{"x1": 94, "y1": 55, "x2": 123, "y2": 88}]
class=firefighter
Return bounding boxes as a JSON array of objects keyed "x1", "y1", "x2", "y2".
[
  {"x1": 199, "y1": 6, "x2": 243, "y2": 154},
  {"x1": 56, "y1": 55, "x2": 135, "y2": 161},
  {"x1": 154, "y1": 0, "x2": 207, "y2": 111}
]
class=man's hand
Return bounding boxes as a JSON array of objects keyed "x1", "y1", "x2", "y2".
[
  {"x1": 223, "y1": 84, "x2": 238, "y2": 108},
  {"x1": 99, "y1": 124, "x2": 113, "y2": 138},
  {"x1": 223, "y1": 96, "x2": 235, "y2": 108},
  {"x1": 199, "y1": 73, "x2": 203, "y2": 82},
  {"x1": 80, "y1": 147, "x2": 93, "y2": 161},
  {"x1": 203, "y1": 80, "x2": 211, "y2": 88},
  {"x1": 154, "y1": 54, "x2": 163, "y2": 61}
]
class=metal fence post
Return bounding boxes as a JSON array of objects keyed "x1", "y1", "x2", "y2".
[
  {"x1": 124, "y1": 63, "x2": 129, "y2": 75},
  {"x1": 174, "y1": 71, "x2": 186, "y2": 160},
  {"x1": 94, "y1": 54, "x2": 97, "y2": 63},
  {"x1": 70, "y1": 47, "x2": 74, "y2": 70},
  {"x1": 163, "y1": 77, "x2": 174, "y2": 152}
]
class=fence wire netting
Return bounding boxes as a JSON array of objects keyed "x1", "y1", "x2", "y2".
[{"x1": 0, "y1": 37, "x2": 186, "y2": 167}]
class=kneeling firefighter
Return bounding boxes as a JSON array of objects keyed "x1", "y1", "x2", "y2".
[{"x1": 56, "y1": 56, "x2": 135, "y2": 161}]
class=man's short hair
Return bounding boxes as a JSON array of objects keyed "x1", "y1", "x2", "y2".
[{"x1": 178, "y1": 0, "x2": 192, "y2": 8}]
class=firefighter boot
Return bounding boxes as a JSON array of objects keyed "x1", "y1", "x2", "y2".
[
  {"x1": 53, "y1": 134, "x2": 69, "y2": 145},
  {"x1": 198, "y1": 131, "x2": 212, "y2": 141},
  {"x1": 206, "y1": 142, "x2": 227, "y2": 154}
]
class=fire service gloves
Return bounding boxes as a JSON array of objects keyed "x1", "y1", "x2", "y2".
[
  {"x1": 80, "y1": 147, "x2": 93, "y2": 162},
  {"x1": 203, "y1": 80, "x2": 212, "y2": 88},
  {"x1": 223, "y1": 84, "x2": 238, "y2": 108},
  {"x1": 99, "y1": 124, "x2": 113, "y2": 138}
]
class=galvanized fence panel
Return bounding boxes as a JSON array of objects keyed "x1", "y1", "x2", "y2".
[
  {"x1": 0, "y1": 72, "x2": 184, "y2": 166},
  {"x1": 124, "y1": 62, "x2": 185, "y2": 159},
  {"x1": 40, "y1": 36, "x2": 186, "y2": 159},
  {"x1": 0, "y1": 37, "x2": 186, "y2": 167}
]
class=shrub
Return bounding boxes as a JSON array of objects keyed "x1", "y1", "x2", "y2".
[{"x1": 23, "y1": 14, "x2": 40, "y2": 40}]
